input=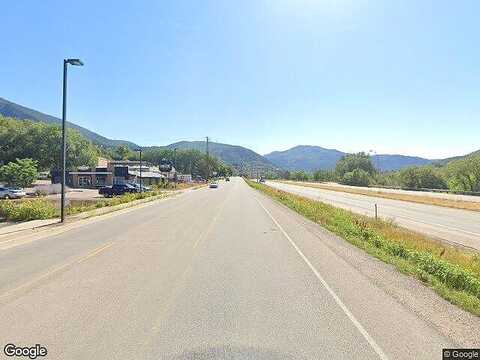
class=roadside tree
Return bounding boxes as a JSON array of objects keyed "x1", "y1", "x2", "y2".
[{"x1": 0, "y1": 158, "x2": 38, "y2": 188}]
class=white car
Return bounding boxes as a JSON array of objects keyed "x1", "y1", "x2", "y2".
[
  {"x1": 0, "y1": 187, "x2": 27, "y2": 199},
  {"x1": 209, "y1": 182, "x2": 218, "y2": 189}
]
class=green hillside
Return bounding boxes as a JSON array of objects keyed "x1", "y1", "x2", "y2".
[{"x1": 0, "y1": 97, "x2": 139, "y2": 149}]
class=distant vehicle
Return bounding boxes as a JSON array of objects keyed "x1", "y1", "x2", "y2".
[
  {"x1": 0, "y1": 187, "x2": 26, "y2": 199},
  {"x1": 259, "y1": 177, "x2": 266, "y2": 183},
  {"x1": 131, "y1": 183, "x2": 151, "y2": 192},
  {"x1": 99, "y1": 184, "x2": 137, "y2": 197},
  {"x1": 225, "y1": 177, "x2": 230, "y2": 181},
  {"x1": 209, "y1": 182, "x2": 219, "y2": 188}
]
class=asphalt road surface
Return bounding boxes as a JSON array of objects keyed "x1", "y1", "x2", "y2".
[
  {"x1": 0, "y1": 178, "x2": 477, "y2": 359},
  {"x1": 267, "y1": 181, "x2": 480, "y2": 251}
]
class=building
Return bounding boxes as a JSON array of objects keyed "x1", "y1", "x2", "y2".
[
  {"x1": 51, "y1": 159, "x2": 181, "y2": 189},
  {"x1": 176, "y1": 174, "x2": 192, "y2": 182}
]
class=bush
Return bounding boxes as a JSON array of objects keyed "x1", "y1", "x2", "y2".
[
  {"x1": 341, "y1": 169, "x2": 371, "y2": 186},
  {"x1": 0, "y1": 199, "x2": 57, "y2": 221}
]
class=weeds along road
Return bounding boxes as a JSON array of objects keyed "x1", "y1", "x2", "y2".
[
  {"x1": 266, "y1": 180, "x2": 480, "y2": 251},
  {"x1": 0, "y1": 178, "x2": 477, "y2": 359}
]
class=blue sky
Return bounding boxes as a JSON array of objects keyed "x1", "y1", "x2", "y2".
[{"x1": 1, "y1": 0, "x2": 479, "y2": 158}]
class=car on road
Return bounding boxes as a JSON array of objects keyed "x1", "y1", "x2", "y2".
[
  {"x1": 0, "y1": 187, "x2": 27, "y2": 199},
  {"x1": 98, "y1": 183, "x2": 137, "y2": 197},
  {"x1": 209, "y1": 182, "x2": 219, "y2": 188},
  {"x1": 225, "y1": 177, "x2": 230, "y2": 181}
]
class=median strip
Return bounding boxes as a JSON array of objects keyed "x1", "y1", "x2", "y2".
[
  {"x1": 277, "y1": 180, "x2": 480, "y2": 212},
  {"x1": 246, "y1": 179, "x2": 480, "y2": 316}
]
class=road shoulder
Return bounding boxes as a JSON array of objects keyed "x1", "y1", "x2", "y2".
[{"x1": 249, "y1": 184, "x2": 480, "y2": 348}]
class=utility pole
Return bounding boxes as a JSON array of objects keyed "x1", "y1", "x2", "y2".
[{"x1": 206, "y1": 136, "x2": 210, "y2": 181}]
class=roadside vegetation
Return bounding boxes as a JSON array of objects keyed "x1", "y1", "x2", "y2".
[
  {"x1": 0, "y1": 199, "x2": 57, "y2": 221},
  {"x1": 0, "y1": 183, "x2": 203, "y2": 222},
  {"x1": 246, "y1": 179, "x2": 480, "y2": 316}
]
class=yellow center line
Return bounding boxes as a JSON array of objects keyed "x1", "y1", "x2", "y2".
[
  {"x1": 76, "y1": 242, "x2": 115, "y2": 264},
  {"x1": 0, "y1": 242, "x2": 115, "y2": 300}
]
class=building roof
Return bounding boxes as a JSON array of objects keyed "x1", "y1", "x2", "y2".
[{"x1": 128, "y1": 170, "x2": 166, "y2": 179}]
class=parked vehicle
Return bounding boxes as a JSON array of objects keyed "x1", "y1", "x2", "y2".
[
  {"x1": 0, "y1": 187, "x2": 27, "y2": 199},
  {"x1": 131, "y1": 183, "x2": 151, "y2": 192},
  {"x1": 225, "y1": 177, "x2": 230, "y2": 181},
  {"x1": 98, "y1": 184, "x2": 137, "y2": 197},
  {"x1": 209, "y1": 182, "x2": 219, "y2": 188}
]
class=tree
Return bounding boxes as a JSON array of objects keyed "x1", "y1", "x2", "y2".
[
  {"x1": 0, "y1": 158, "x2": 38, "y2": 188},
  {"x1": 341, "y1": 168, "x2": 371, "y2": 187},
  {"x1": 313, "y1": 169, "x2": 335, "y2": 182},
  {"x1": 335, "y1": 152, "x2": 376, "y2": 178},
  {"x1": 336, "y1": 153, "x2": 375, "y2": 186},
  {"x1": 399, "y1": 166, "x2": 447, "y2": 189},
  {"x1": 142, "y1": 147, "x2": 231, "y2": 179},
  {"x1": 292, "y1": 171, "x2": 310, "y2": 181},
  {"x1": 114, "y1": 145, "x2": 134, "y2": 160},
  {"x1": 443, "y1": 154, "x2": 480, "y2": 192},
  {"x1": 0, "y1": 116, "x2": 98, "y2": 170}
]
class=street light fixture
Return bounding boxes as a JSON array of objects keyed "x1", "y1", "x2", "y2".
[
  {"x1": 60, "y1": 58, "x2": 84, "y2": 223},
  {"x1": 66, "y1": 59, "x2": 84, "y2": 66}
]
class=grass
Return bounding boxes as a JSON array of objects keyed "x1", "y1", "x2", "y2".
[
  {"x1": 246, "y1": 179, "x2": 480, "y2": 316},
  {"x1": 278, "y1": 180, "x2": 480, "y2": 212}
]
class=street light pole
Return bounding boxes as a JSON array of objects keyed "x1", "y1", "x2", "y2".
[
  {"x1": 60, "y1": 58, "x2": 83, "y2": 223},
  {"x1": 174, "y1": 148, "x2": 177, "y2": 188},
  {"x1": 138, "y1": 148, "x2": 143, "y2": 193}
]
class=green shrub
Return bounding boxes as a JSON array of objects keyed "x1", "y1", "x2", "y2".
[{"x1": 0, "y1": 199, "x2": 57, "y2": 221}]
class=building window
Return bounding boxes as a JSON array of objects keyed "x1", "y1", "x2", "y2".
[
  {"x1": 78, "y1": 176, "x2": 92, "y2": 187},
  {"x1": 96, "y1": 176, "x2": 107, "y2": 186}
]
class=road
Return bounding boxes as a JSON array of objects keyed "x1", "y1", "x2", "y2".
[
  {"x1": 0, "y1": 178, "x2": 477, "y2": 359},
  {"x1": 266, "y1": 181, "x2": 480, "y2": 251}
]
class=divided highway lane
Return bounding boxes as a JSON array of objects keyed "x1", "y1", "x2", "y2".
[
  {"x1": 0, "y1": 178, "x2": 476, "y2": 359},
  {"x1": 267, "y1": 181, "x2": 480, "y2": 251}
]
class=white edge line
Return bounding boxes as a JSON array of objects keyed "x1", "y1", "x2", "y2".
[{"x1": 254, "y1": 197, "x2": 389, "y2": 360}]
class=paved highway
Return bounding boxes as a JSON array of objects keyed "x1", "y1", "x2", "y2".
[
  {"x1": 0, "y1": 178, "x2": 477, "y2": 359},
  {"x1": 267, "y1": 181, "x2": 480, "y2": 251}
]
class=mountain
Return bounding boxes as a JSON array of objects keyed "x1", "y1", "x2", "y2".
[
  {"x1": 371, "y1": 154, "x2": 433, "y2": 172},
  {"x1": 265, "y1": 145, "x2": 344, "y2": 172},
  {"x1": 0, "y1": 97, "x2": 139, "y2": 149},
  {"x1": 436, "y1": 149, "x2": 480, "y2": 165},
  {"x1": 265, "y1": 145, "x2": 434, "y2": 172},
  {"x1": 165, "y1": 141, "x2": 279, "y2": 175}
]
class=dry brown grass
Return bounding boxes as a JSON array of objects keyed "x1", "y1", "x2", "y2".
[{"x1": 279, "y1": 181, "x2": 480, "y2": 212}]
